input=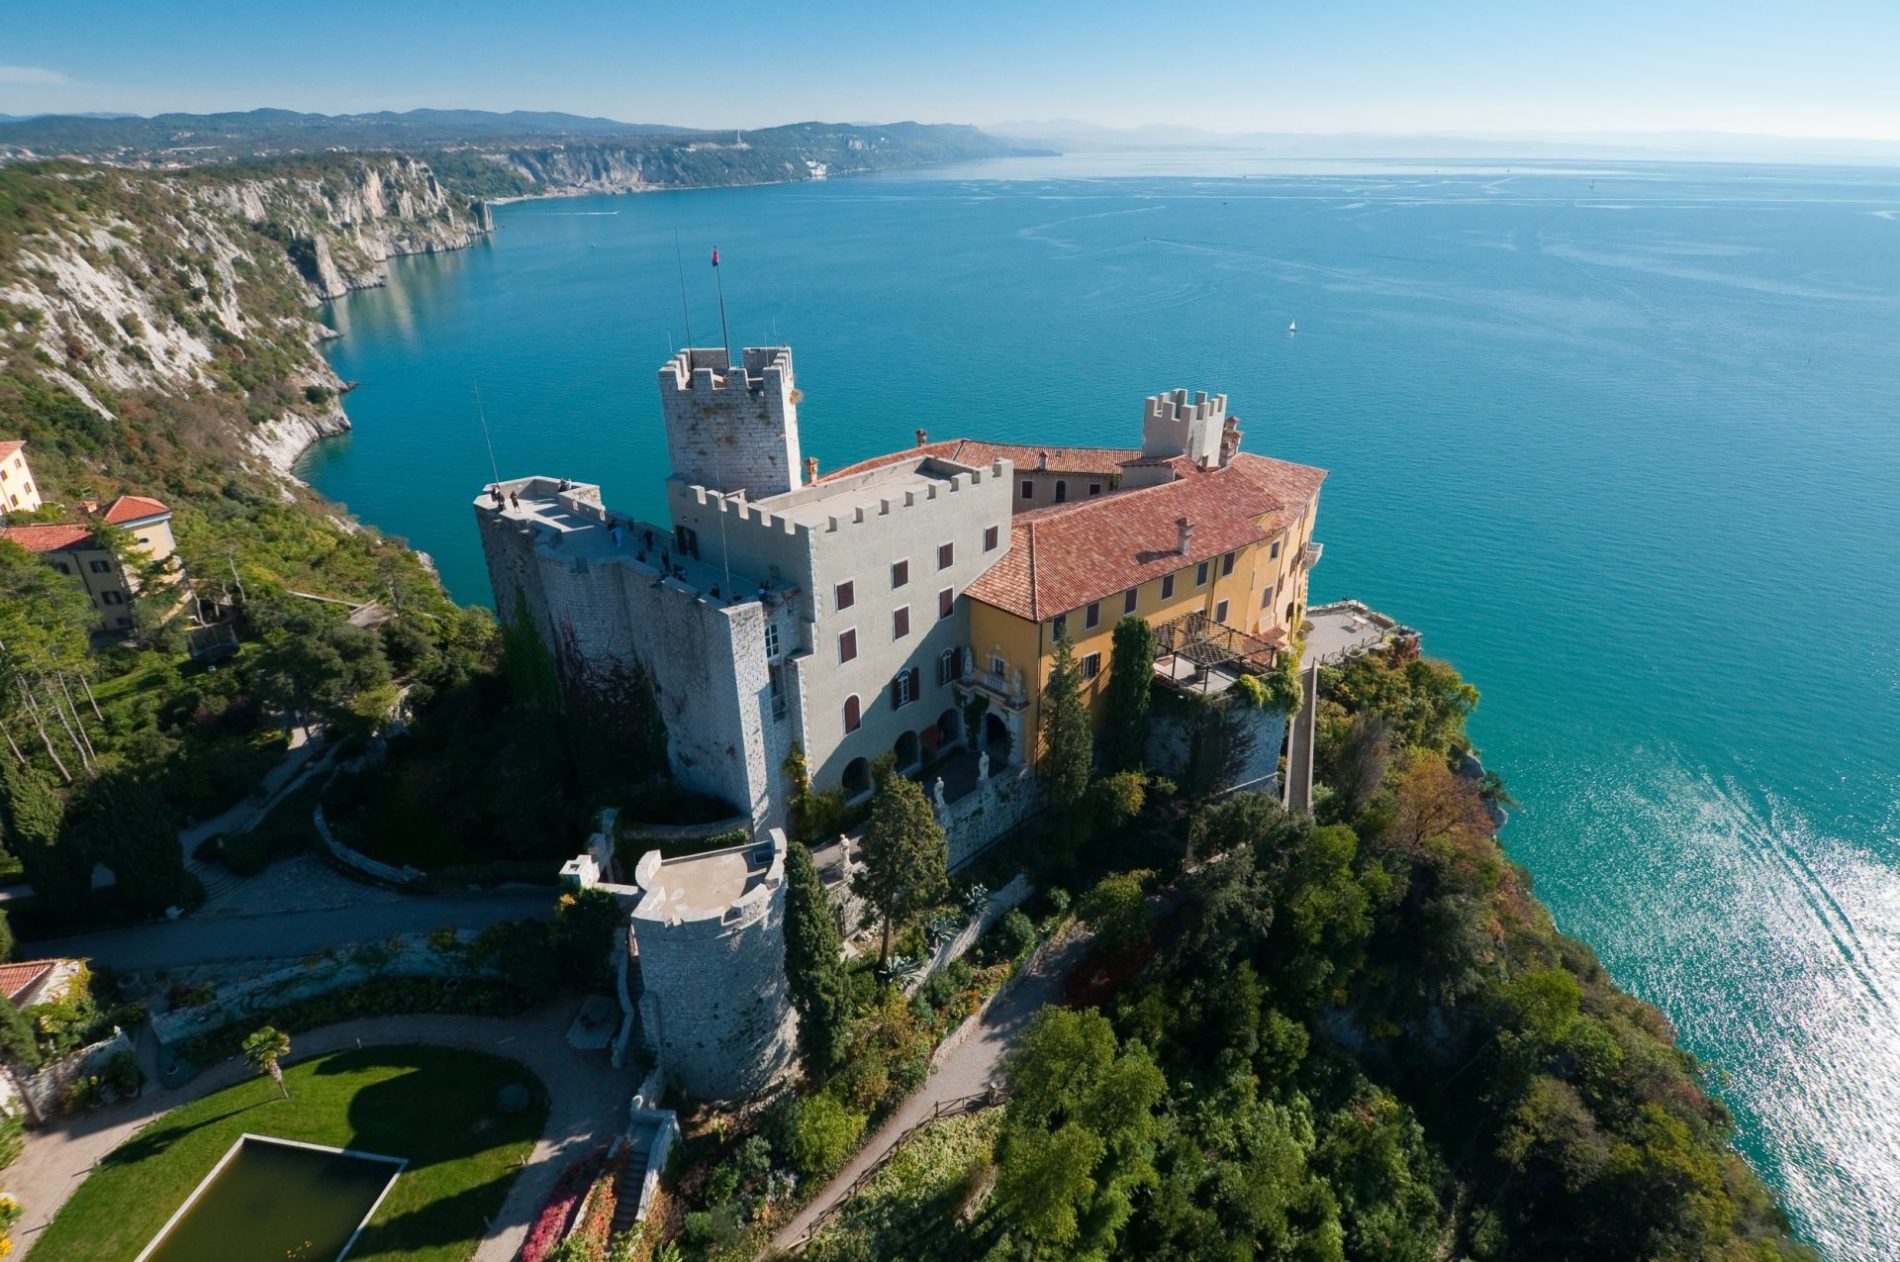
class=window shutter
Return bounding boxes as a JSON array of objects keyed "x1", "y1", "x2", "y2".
[
  {"x1": 891, "y1": 677, "x2": 903, "y2": 709},
  {"x1": 910, "y1": 667, "x2": 921, "y2": 698}
]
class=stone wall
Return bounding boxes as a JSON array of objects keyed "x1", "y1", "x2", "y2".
[
  {"x1": 935, "y1": 762, "x2": 1046, "y2": 870},
  {"x1": 477, "y1": 485, "x2": 781, "y2": 827},
  {"x1": 658, "y1": 347, "x2": 801, "y2": 498}
]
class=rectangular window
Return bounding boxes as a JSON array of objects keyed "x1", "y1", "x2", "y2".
[
  {"x1": 1270, "y1": 539, "x2": 1282, "y2": 560},
  {"x1": 54, "y1": 562, "x2": 71, "y2": 575},
  {"x1": 1221, "y1": 551, "x2": 1236, "y2": 576},
  {"x1": 1262, "y1": 583, "x2": 1276, "y2": 609},
  {"x1": 1021, "y1": 480, "x2": 1034, "y2": 499},
  {"x1": 1196, "y1": 561, "x2": 1210, "y2": 586},
  {"x1": 1124, "y1": 589, "x2": 1137, "y2": 615},
  {"x1": 674, "y1": 525, "x2": 699, "y2": 558},
  {"x1": 1215, "y1": 599, "x2": 1229, "y2": 624},
  {"x1": 984, "y1": 524, "x2": 1000, "y2": 551},
  {"x1": 835, "y1": 580, "x2": 855, "y2": 611},
  {"x1": 938, "y1": 587, "x2": 954, "y2": 620},
  {"x1": 893, "y1": 606, "x2": 910, "y2": 639},
  {"x1": 1052, "y1": 613, "x2": 1068, "y2": 639},
  {"x1": 1088, "y1": 483, "x2": 1102, "y2": 497},
  {"x1": 90, "y1": 559, "x2": 111, "y2": 574},
  {"x1": 769, "y1": 663, "x2": 787, "y2": 719},
  {"x1": 1085, "y1": 602, "x2": 1100, "y2": 629},
  {"x1": 101, "y1": 590, "x2": 124, "y2": 606},
  {"x1": 938, "y1": 542, "x2": 954, "y2": 570},
  {"x1": 838, "y1": 628, "x2": 858, "y2": 663},
  {"x1": 1081, "y1": 652, "x2": 1101, "y2": 680},
  {"x1": 990, "y1": 653, "x2": 1007, "y2": 679},
  {"x1": 764, "y1": 621, "x2": 781, "y2": 658},
  {"x1": 1161, "y1": 574, "x2": 1176, "y2": 600},
  {"x1": 891, "y1": 559, "x2": 909, "y2": 589}
]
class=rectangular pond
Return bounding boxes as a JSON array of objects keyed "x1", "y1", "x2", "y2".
[{"x1": 138, "y1": 1134, "x2": 404, "y2": 1262}]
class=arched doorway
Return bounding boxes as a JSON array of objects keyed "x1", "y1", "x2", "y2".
[
  {"x1": 983, "y1": 712, "x2": 1011, "y2": 764},
  {"x1": 842, "y1": 757, "x2": 871, "y2": 799},
  {"x1": 893, "y1": 729, "x2": 921, "y2": 771},
  {"x1": 936, "y1": 708, "x2": 960, "y2": 749}
]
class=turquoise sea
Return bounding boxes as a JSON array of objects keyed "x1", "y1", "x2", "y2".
[{"x1": 310, "y1": 156, "x2": 1900, "y2": 1257}]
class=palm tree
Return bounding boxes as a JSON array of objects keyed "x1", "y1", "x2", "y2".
[{"x1": 242, "y1": 1026, "x2": 292, "y2": 1099}]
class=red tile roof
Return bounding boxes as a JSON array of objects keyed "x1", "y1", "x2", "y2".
[
  {"x1": 0, "y1": 523, "x2": 95, "y2": 553},
  {"x1": 100, "y1": 495, "x2": 170, "y2": 525},
  {"x1": 965, "y1": 453, "x2": 1326, "y2": 621},
  {"x1": 0, "y1": 961, "x2": 55, "y2": 1009},
  {"x1": 818, "y1": 439, "x2": 1142, "y2": 483},
  {"x1": 0, "y1": 440, "x2": 23, "y2": 461}
]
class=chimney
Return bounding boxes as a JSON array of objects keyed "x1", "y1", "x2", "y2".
[
  {"x1": 1176, "y1": 516, "x2": 1194, "y2": 555},
  {"x1": 915, "y1": 428, "x2": 928, "y2": 448},
  {"x1": 803, "y1": 455, "x2": 819, "y2": 484}
]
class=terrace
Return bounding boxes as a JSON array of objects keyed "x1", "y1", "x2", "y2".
[{"x1": 1152, "y1": 610, "x2": 1282, "y2": 696}]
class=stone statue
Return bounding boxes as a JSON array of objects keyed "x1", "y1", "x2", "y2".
[
  {"x1": 933, "y1": 777, "x2": 947, "y2": 810},
  {"x1": 1010, "y1": 668, "x2": 1023, "y2": 699},
  {"x1": 978, "y1": 750, "x2": 991, "y2": 783}
]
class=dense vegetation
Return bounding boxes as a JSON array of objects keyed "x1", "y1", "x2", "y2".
[{"x1": 944, "y1": 643, "x2": 1811, "y2": 1262}]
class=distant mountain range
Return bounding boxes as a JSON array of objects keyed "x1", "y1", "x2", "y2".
[{"x1": 989, "y1": 119, "x2": 1900, "y2": 164}]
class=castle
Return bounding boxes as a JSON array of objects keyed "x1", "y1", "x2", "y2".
[
  {"x1": 476, "y1": 345, "x2": 1325, "y2": 835},
  {"x1": 479, "y1": 343, "x2": 1325, "y2": 1098}
]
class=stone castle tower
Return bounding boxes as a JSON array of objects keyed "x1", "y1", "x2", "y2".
[{"x1": 658, "y1": 346, "x2": 803, "y2": 497}]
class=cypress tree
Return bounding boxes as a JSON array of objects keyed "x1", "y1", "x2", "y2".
[
  {"x1": 0, "y1": 757, "x2": 89, "y2": 918},
  {"x1": 1040, "y1": 631, "x2": 1093, "y2": 812},
  {"x1": 782, "y1": 840, "x2": 852, "y2": 1077},
  {"x1": 852, "y1": 768, "x2": 949, "y2": 970},
  {"x1": 68, "y1": 771, "x2": 185, "y2": 914},
  {"x1": 1103, "y1": 615, "x2": 1157, "y2": 771}
]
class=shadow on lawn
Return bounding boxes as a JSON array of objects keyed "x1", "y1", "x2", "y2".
[{"x1": 101, "y1": 1105, "x2": 255, "y2": 1169}]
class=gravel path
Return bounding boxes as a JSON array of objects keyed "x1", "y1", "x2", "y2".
[
  {"x1": 10, "y1": 1003, "x2": 633, "y2": 1261},
  {"x1": 766, "y1": 925, "x2": 1091, "y2": 1254}
]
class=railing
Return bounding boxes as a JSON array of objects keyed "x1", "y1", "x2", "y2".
[
  {"x1": 1302, "y1": 541, "x2": 1324, "y2": 568},
  {"x1": 774, "y1": 1089, "x2": 1003, "y2": 1254}
]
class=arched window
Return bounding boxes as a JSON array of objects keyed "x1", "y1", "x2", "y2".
[
  {"x1": 842, "y1": 757, "x2": 872, "y2": 798},
  {"x1": 843, "y1": 694, "x2": 862, "y2": 733}
]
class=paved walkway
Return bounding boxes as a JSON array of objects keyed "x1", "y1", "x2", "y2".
[
  {"x1": 10, "y1": 1004, "x2": 633, "y2": 1261},
  {"x1": 767, "y1": 925, "x2": 1092, "y2": 1254}
]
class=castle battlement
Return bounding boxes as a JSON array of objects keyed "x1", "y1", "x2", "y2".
[
  {"x1": 1142, "y1": 388, "x2": 1231, "y2": 467},
  {"x1": 659, "y1": 346, "x2": 802, "y2": 498}
]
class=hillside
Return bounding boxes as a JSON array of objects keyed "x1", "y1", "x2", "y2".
[
  {"x1": 0, "y1": 155, "x2": 483, "y2": 476},
  {"x1": 0, "y1": 110, "x2": 1041, "y2": 201}
]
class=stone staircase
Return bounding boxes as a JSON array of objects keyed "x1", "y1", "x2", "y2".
[{"x1": 609, "y1": 1129, "x2": 655, "y2": 1236}]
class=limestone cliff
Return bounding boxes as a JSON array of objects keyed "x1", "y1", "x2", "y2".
[{"x1": 0, "y1": 155, "x2": 485, "y2": 475}]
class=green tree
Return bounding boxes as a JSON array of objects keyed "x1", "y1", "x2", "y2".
[
  {"x1": 851, "y1": 768, "x2": 947, "y2": 970},
  {"x1": 0, "y1": 907, "x2": 12, "y2": 962},
  {"x1": 783, "y1": 1091, "x2": 867, "y2": 1178},
  {"x1": 1103, "y1": 615, "x2": 1156, "y2": 771},
  {"x1": 1040, "y1": 631, "x2": 1093, "y2": 814},
  {"x1": 552, "y1": 887, "x2": 622, "y2": 989},
  {"x1": 0, "y1": 756, "x2": 88, "y2": 916},
  {"x1": 65, "y1": 771, "x2": 185, "y2": 913},
  {"x1": 1077, "y1": 868, "x2": 1154, "y2": 957},
  {"x1": 242, "y1": 1025, "x2": 292, "y2": 1099},
  {"x1": 248, "y1": 597, "x2": 392, "y2": 737},
  {"x1": 783, "y1": 840, "x2": 851, "y2": 1077}
]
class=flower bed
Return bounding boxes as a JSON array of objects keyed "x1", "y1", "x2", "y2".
[{"x1": 517, "y1": 1146, "x2": 606, "y2": 1262}]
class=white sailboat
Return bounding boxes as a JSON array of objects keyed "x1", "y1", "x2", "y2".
[{"x1": 1288, "y1": 319, "x2": 1297, "y2": 334}]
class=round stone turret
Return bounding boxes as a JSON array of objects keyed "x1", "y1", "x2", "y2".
[{"x1": 630, "y1": 828, "x2": 797, "y2": 1101}]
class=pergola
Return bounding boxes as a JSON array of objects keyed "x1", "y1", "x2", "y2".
[{"x1": 1152, "y1": 610, "x2": 1283, "y2": 695}]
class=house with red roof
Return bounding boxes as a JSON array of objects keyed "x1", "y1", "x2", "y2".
[{"x1": 0, "y1": 492, "x2": 178, "y2": 633}]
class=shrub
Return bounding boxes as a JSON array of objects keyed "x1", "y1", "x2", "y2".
[
  {"x1": 220, "y1": 831, "x2": 269, "y2": 875},
  {"x1": 991, "y1": 908, "x2": 1037, "y2": 961},
  {"x1": 105, "y1": 1048, "x2": 140, "y2": 1096},
  {"x1": 0, "y1": 1114, "x2": 23, "y2": 1170},
  {"x1": 785, "y1": 1092, "x2": 867, "y2": 1178}
]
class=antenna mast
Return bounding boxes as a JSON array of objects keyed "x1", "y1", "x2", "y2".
[
  {"x1": 472, "y1": 379, "x2": 501, "y2": 488},
  {"x1": 674, "y1": 228, "x2": 695, "y2": 351}
]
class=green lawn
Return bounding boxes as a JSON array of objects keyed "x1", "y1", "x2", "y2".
[{"x1": 32, "y1": 1044, "x2": 549, "y2": 1262}]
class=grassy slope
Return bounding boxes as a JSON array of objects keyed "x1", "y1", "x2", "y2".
[
  {"x1": 31, "y1": 1044, "x2": 548, "y2": 1262},
  {"x1": 802, "y1": 1110, "x2": 1000, "y2": 1261}
]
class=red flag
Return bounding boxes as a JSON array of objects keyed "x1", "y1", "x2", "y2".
[{"x1": 711, "y1": 247, "x2": 719, "y2": 268}]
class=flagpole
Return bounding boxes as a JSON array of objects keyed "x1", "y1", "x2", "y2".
[
  {"x1": 674, "y1": 228, "x2": 695, "y2": 351},
  {"x1": 712, "y1": 246, "x2": 731, "y2": 367}
]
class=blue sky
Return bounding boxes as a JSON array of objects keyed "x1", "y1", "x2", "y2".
[{"x1": 6, "y1": 0, "x2": 1898, "y2": 139}]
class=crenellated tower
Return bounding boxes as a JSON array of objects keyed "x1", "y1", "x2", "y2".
[
  {"x1": 658, "y1": 346, "x2": 803, "y2": 497},
  {"x1": 1141, "y1": 388, "x2": 1234, "y2": 468}
]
